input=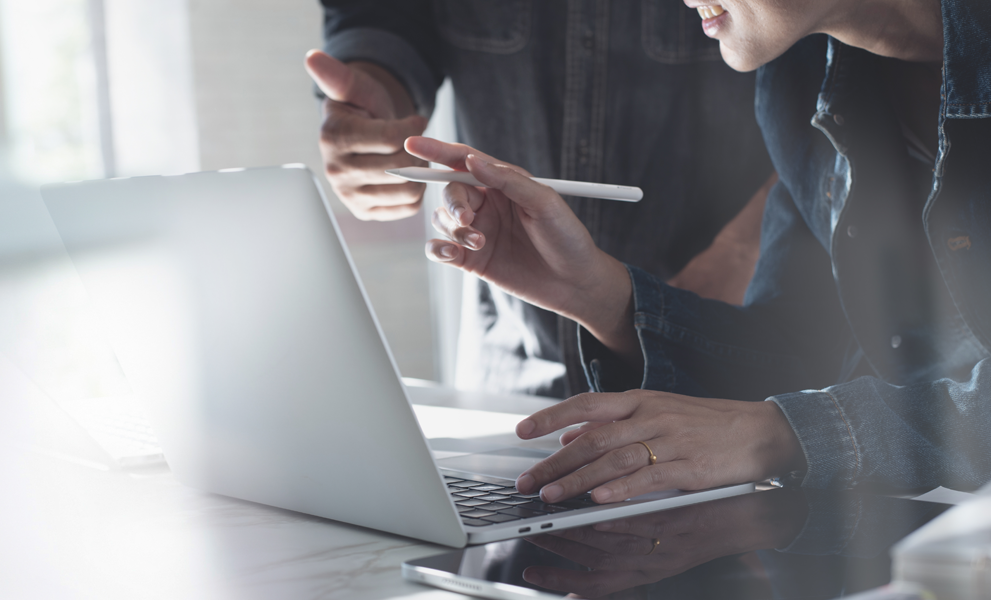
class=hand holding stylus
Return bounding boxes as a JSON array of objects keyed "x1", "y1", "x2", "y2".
[{"x1": 405, "y1": 136, "x2": 641, "y2": 363}]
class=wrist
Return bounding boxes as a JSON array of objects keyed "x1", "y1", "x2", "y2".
[
  {"x1": 755, "y1": 401, "x2": 807, "y2": 480},
  {"x1": 568, "y1": 254, "x2": 640, "y2": 363}
]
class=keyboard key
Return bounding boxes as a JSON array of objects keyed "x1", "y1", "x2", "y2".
[
  {"x1": 449, "y1": 481, "x2": 486, "y2": 488},
  {"x1": 476, "y1": 494, "x2": 511, "y2": 502},
  {"x1": 460, "y1": 510, "x2": 497, "y2": 519},
  {"x1": 455, "y1": 499, "x2": 492, "y2": 508},
  {"x1": 499, "y1": 498, "x2": 531, "y2": 506},
  {"x1": 461, "y1": 518, "x2": 495, "y2": 527},
  {"x1": 454, "y1": 490, "x2": 489, "y2": 498},
  {"x1": 513, "y1": 493, "x2": 542, "y2": 499},
  {"x1": 473, "y1": 485, "x2": 509, "y2": 492},
  {"x1": 482, "y1": 513, "x2": 521, "y2": 523},
  {"x1": 444, "y1": 477, "x2": 464, "y2": 483},
  {"x1": 484, "y1": 502, "x2": 516, "y2": 511},
  {"x1": 457, "y1": 505, "x2": 478, "y2": 513}
]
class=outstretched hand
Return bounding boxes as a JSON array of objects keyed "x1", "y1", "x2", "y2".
[{"x1": 406, "y1": 136, "x2": 639, "y2": 360}]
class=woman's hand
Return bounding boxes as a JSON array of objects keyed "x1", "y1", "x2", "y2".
[
  {"x1": 406, "y1": 136, "x2": 639, "y2": 360},
  {"x1": 514, "y1": 389, "x2": 807, "y2": 503}
]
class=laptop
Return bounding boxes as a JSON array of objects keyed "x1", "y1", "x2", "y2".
[{"x1": 40, "y1": 165, "x2": 754, "y2": 547}]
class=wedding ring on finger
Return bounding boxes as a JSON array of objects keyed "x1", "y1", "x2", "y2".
[{"x1": 637, "y1": 441, "x2": 657, "y2": 466}]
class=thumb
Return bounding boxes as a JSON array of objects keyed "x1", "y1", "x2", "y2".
[{"x1": 305, "y1": 50, "x2": 388, "y2": 117}]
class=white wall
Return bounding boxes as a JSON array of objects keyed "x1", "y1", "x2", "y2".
[{"x1": 104, "y1": 0, "x2": 200, "y2": 177}]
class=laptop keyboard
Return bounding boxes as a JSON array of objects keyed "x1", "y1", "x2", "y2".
[{"x1": 445, "y1": 474, "x2": 597, "y2": 527}]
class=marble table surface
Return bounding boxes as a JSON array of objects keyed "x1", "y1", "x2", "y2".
[{"x1": 0, "y1": 383, "x2": 561, "y2": 600}]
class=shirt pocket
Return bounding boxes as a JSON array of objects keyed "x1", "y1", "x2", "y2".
[
  {"x1": 641, "y1": 0, "x2": 722, "y2": 64},
  {"x1": 432, "y1": 0, "x2": 531, "y2": 54}
]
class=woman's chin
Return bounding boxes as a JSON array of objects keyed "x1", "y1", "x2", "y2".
[{"x1": 719, "y1": 43, "x2": 778, "y2": 73}]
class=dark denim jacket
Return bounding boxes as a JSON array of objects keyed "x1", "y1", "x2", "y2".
[
  {"x1": 320, "y1": 0, "x2": 772, "y2": 397},
  {"x1": 584, "y1": 0, "x2": 991, "y2": 491}
]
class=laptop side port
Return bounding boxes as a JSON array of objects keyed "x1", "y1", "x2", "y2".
[
  {"x1": 518, "y1": 527, "x2": 531, "y2": 533},
  {"x1": 540, "y1": 523, "x2": 553, "y2": 529}
]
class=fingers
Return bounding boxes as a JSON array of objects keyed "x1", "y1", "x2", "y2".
[
  {"x1": 318, "y1": 97, "x2": 428, "y2": 220},
  {"x1": 431, "y1": 206, "x2": 484, "y2": 251},
  {"x1": 465, "y1": 155, "x2": 562, "y2": 214},
  {"x1": 521, "y1": 436, "x2": 664, "y2": 503},
  {"x1": 322, "y1": 107, "x2": 428, "y2": 155},
  {"x1": 443, "y1": 181, "x2": 485, "y2": 227},
  {"x1": 517, "y1": 392, "x2": 638, "y2": 440},
  {"x1": 592, "y1": 460, "x2": 701, "y2": 503},
  {"x1": 531, "y1": 422, "x2": 649, "y2": 491},
  {"x1": 404, "y1": 137, "x2": 512, "y2": 173},
  {"x1": 560, "y1": 421, "x2": 609, "y2": 446},
  {"x1": 328, "y1": 151, "x2": 424, "y2": 186},
  {"x1": 425, "y1": 238, "x2": 466, "y2": 266},
  {"x1": 549, "y1": 527, "x2": 660, "y2": 562},
  {"x1": 305, "y1": 50, "x2": 384, "y2": 116}
]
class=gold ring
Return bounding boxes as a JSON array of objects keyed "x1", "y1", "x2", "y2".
[
  {"x1": 646, "y1": 538, "x2": 661, "y2": 555},
  {"x1": 637, "y1": 441, "x2": 657, "y2": 466}
]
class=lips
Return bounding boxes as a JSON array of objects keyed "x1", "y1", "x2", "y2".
[{"x1": 696, "y1": 4, "x2": 725, "y2": 19}]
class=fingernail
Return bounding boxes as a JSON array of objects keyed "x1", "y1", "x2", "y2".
[
  {"x1": 439, "y1": 245, "x2": 457, "y2": 260},
  {"x1": 465, "y1": 232, "x2": 481, "y2": 249},
  {"x1": 453, "y1": 207, "x2": 466, "y2": 224},
  {"x1": 516, "y1": 473, "x2": 534, "y2": 492},
  {"x1": 523, "y1": 570, "x2": 543, "y2": 585},
  {"x1": 594, "y1": 487, "x2": 613, "y2": 502},
  {"x1": 467, "y1": 154, "x2": 490, "y2": 169},
  {"x1": 517, "y1": 419, "x2": 535, "y2": 437},
  {"x1": 594, "y1": 521, "x2": 615, "y2": 531},
  {"x1": 541, "y1": 484, "x2": 563, "y2": 503}
]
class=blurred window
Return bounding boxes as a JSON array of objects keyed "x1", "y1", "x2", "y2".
[{"x1": 0, "y1": 0, "x2": 110, "y2": 184}]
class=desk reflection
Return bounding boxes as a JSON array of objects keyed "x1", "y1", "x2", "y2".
[{"x1": 460, "y1": 489, "x2": 947, "y2": 599}]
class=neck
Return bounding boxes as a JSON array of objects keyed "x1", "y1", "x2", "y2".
[{"x1": 821, "y1": 0, "x2": 944, "y2": 63}]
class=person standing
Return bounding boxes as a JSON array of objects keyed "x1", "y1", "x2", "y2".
[{"x1": 307, "y1": 1, "x2": 773, "y2": 397}]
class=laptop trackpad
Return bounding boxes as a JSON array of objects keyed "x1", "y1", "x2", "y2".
[{"x1": 436, "y1": 447, "x2": 554, "y2": 481}]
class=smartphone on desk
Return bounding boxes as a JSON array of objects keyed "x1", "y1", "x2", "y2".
[{"x1": 403, "y1": 538, "x2": 579, "y2": 599}]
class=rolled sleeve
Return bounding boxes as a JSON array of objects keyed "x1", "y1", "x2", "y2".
[
  {"x1": 324, "y1": 27, "x2": 439, "y2": 117},
  {"x1": 769, "y1": 390, "x2": 861, "y2": 489}
]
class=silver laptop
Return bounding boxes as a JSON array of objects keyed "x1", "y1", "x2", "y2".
[{"x1": 41, "y1": 166, "x2": 753, "y2": 547}]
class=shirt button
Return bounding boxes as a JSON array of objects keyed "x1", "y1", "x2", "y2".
[
  {"x1": 891, "y1": 335, "x2": 902, "y2": 349},
  {"x1": 833, "y1": 114, "x2": 845, "y2": 126},
  {"x1": 847, "y1": 225, "x2": 858, "y2": 238}
]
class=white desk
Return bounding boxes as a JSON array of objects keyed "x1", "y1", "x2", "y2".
[{"x1": 0, "y1": 386, "x2": 561, "y2": 600}]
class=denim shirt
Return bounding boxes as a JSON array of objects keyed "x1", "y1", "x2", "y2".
[
  {"x1": 320, "y1": 0, "x2": 772, "y2": 397},
  {"x1": 583, "y1": 0, "x2": 991, "y2": 491}
]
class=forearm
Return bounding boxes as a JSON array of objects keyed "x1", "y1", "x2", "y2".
[
  {"x1": 667, "y1": 171, "x2": 777, "y2": 305},
  {"x1": 715, "y1": 171, "x2": 777, "y2": 249},
  {"x1": 566, "y1": 253, "x2": 642, "y2": 366}
]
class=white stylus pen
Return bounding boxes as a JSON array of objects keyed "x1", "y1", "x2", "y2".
[{"x1": 385, "y1": 167, "x2": 643, "y2": 202}]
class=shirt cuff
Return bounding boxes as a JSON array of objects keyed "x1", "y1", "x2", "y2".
[
  {"x1": 577, "y1": 264, "x2": 665, "y2": 393},
  {"x1": 769, "y1": 389, "x2": 861, "y2": 489},
  {"x1": 323, "y1": 27, "x2": 438, "y2": 117}
]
